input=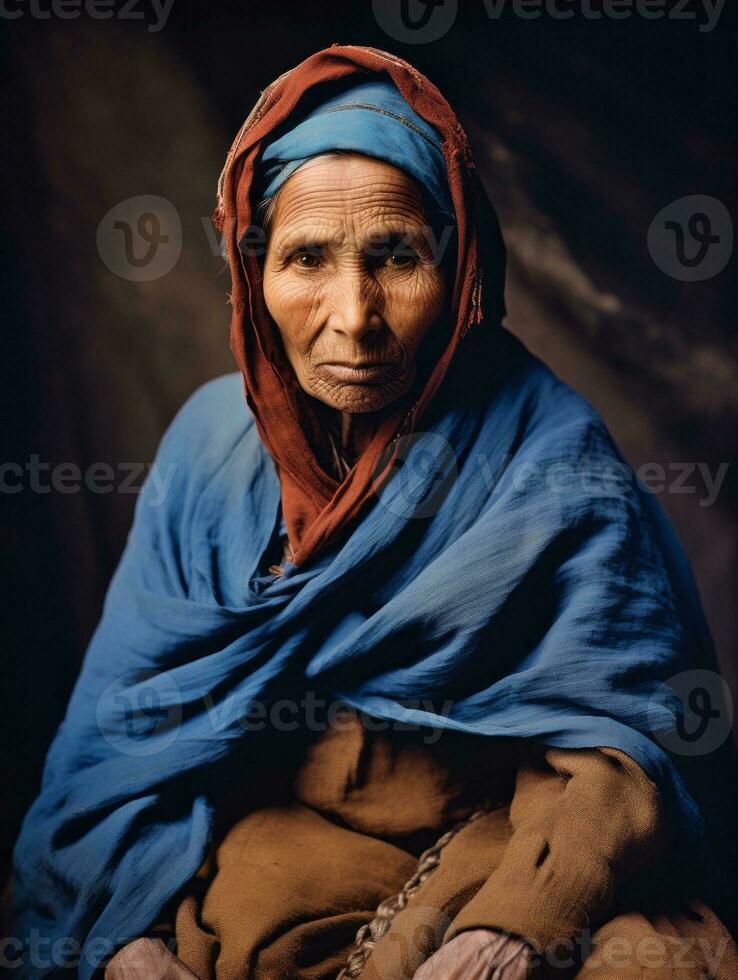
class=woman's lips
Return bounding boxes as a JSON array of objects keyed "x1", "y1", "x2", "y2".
[{"x1": 315, "y1": 362, "x2": 397, "y2": 384}]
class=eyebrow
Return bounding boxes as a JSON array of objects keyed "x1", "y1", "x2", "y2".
[
  {"x1": 272, "y1": 230, "x2": 339, "y2": 255},
  {"x1": 364, "y1": 227, "x2": 427, "y2": 242},
  {"x1": 273, "y1": 224, "x2": 429, "y2": 256}
]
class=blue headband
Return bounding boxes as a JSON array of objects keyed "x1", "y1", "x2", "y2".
[{"x1": 257, "y1": 77, "x2": 454, "y2": 219}]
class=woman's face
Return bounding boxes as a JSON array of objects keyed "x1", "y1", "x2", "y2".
[{"x1": 262, "y1": 154, "x2": 448, "y2": 414}]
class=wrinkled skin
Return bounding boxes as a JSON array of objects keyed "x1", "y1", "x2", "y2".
[
  {"x1": 413, "y1": 929, "x2": 534, "y2": 979},
  {"x1": 105, "y1": 938, "x2": 197, "y2": 978},
  {"x1": 106, "y1": 930, "x2": 533, "y2": 979},
  {"x1": 262, "y1": 153, "x2": 448, "y2": 457}
]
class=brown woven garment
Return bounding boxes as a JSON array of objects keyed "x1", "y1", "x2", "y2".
[
  {"x1": 336, "y1": 808, "x2": 491, "y2": 980},
  {"x1": 167, "y1": 714, "x2": 738, "y2": 979}
]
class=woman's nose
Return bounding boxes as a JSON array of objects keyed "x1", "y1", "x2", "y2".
[{"x1": 327, "y1": 273, "x2": 384, "y2": 341}]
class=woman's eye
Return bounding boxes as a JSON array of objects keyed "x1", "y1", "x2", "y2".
[
  {"x1": 387, "y1": 251, "x2": 417, "y2": 267},
  {"x1": 291, "y1": 249, "x2": 322, "y2": 269},
  {"x1": 381, "y1": 244, "x2": 419, "y2": 267}
]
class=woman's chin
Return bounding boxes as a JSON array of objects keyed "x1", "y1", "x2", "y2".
[{"x1": 312, "y1": 385, "x2": 406, "y2": 414}]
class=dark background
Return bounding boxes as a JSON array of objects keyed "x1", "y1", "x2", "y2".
[{"x1": 2, "y1": 0, "x2": 736, "y2": 880}]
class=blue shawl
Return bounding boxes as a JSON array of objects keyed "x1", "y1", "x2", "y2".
[{"x1": 11, "y1": 325, "x2": 720, "y2": 976}]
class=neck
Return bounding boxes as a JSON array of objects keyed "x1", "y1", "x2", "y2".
[
  {"x1": 310, "y1": 398, "x2": 391, "y2": 466},
  {"x1": 337, "y1": 411, "x2": 382, "y2": 460}
]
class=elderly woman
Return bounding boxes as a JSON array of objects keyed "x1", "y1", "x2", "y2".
[{"x1": 11, "y1": 46, "x2": 738, "y2": 980}]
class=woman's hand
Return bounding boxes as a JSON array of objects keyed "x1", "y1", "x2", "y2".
[
  {"x1": 412, "y1": 928, "x2": 534, "y2": 979},
  {"x1": 104, "y1": 938, "x2": 199, "y2": 979}
]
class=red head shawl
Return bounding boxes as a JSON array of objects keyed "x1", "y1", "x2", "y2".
[{"x1": 214, "y1": 45, "x2": 507, "y2": 566}]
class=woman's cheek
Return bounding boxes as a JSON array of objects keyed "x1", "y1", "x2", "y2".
[
  {"x1": 267, "y1": 274, "x2": 324, "y2": 351},
  {"x1": 388, "y1": 270, "x2": 446, "y2": 345}
]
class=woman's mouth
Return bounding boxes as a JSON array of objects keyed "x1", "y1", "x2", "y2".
[{"x1": 315, "y1": 361, "x2": 397, "y2": 385}]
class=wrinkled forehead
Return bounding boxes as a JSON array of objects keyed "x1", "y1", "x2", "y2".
[{"x1": 268, "y1": 154, "x2": 430, "y2": 239}]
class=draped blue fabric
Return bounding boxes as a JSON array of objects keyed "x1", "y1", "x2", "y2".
[
  {"x1": 257, "y1": 77, "x2": 454, "y2": 218},
  {"x1": 12, "y1": 328, "x2": 720, "y2": 977}
]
